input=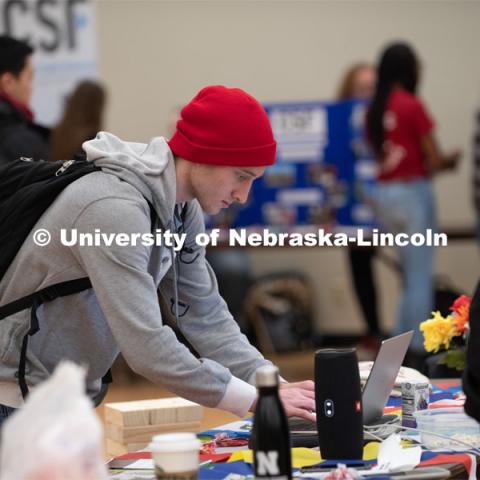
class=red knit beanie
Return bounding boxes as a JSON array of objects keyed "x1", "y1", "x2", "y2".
[{"x1": 168, "y1": 85, "x2": 276, "y2": 167}]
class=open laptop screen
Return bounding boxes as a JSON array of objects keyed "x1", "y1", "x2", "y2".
[{"x1": 362, "y1": 330, "x2": 413, "y2": 424}]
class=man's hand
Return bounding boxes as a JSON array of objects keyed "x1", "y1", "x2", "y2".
[
  {"x1": 279, "y1": 381, "x2": 316, "y2": 422},
  {"x1": 250, "y1": 380, "x2": 316, "y2": 423}
]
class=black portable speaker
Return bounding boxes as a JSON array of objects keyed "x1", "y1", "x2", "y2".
[{"x1": 315, "y1": 348, "x2": 363, "y2": 460}]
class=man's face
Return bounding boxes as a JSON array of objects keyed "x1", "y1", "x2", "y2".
[
  {"x1": 190, "y1": 164, "x2": 266, "y2": 215},
  {"x1": 0, "y1": 55, "x2": 33, "y2": 106}
]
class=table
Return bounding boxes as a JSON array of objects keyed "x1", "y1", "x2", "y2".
[{"x1": 107, "y1": 380, "x2": 479, "y2": 479}]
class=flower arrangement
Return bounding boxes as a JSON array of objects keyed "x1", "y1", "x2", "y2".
[{"x1": 419, "y1": 295, "x2": 471, "y2": 371}]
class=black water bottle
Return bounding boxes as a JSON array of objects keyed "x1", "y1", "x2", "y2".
[{"x1": 252, "y1": 365, "x2": 292, "y2": 479}]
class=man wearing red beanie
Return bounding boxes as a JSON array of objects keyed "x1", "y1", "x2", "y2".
[
  {"x1": 168, "y1": 85, "x2": 277, "y2": 214},
  {"x1": 0, "y1": 86, "x2": 315, "y2": 427}
]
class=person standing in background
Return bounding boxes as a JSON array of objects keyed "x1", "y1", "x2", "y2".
[
  {"x1": 50, "y1": 80, "x2": 106, "y2": 161},
  {"x1": 0, "y1": 35, "x2": 50, "y2": 164},
  {"x1": 473, "y1": 109, "x2": 480, "y2": 241},
  {"x1": 336, "y1": 63, "x2": 382, "y2": 353},
  {"x1": 337, "y1": 63, "x2": 376, "y2": 101},
  {"x1": 366, "y1": 42, "x2": 460, "y2": 368}
]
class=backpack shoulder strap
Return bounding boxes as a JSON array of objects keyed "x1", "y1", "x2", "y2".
[
  {"x1": 5, "y1": 277, "x2": 92, "y2": 399},
  {"x1": 0, "y1": 277, "x2": 92, "y2": 320}
]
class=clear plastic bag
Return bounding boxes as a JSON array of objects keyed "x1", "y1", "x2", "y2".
[{"x1": 0, "y1": 361, "x2": 108, "y2": 480}]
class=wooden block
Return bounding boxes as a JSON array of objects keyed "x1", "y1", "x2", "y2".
[
  {"x1": 106, "y1": 438, "x2": 149, "y2": 457},
  {"x1": 105, "y1": 404, "x2": 149, "y2": 428},
  {"x1": 104, "y1": 397, "x2": 203, "y2": 427},
  {"x1": 105, "y1": 420, "x2": 201, "y2": 444},
  {"x1": 150, "y1": 398, "x2": 201, "y2": 425}
]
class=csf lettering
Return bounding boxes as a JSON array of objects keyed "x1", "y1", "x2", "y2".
[{"x1": 2, "y1": 0, "x2": 86, "y2": 52}]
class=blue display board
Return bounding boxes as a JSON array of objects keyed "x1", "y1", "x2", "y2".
[{"x1": 207, "y1": 99, "x2": 378, "y2": 230}]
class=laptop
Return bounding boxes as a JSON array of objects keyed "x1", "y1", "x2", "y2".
[
  {"x1": 288, "y1": 331, "x2": 414, "y2": 445},
  {"x1": 362, "y1": 330, "x2": 414, "y2": 424}
]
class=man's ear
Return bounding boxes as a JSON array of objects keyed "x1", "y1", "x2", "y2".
[{"x1": 0, "y1": 72, "x2": 15, "y2": 95}]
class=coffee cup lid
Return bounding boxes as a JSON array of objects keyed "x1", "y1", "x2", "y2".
[{"x1": 149, "y1": 432, "x2": 201, "y2": 453}]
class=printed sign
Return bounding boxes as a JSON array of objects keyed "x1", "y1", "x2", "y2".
[{"x1": 208, "y1": 99, "x2": 378, "y2": 230}]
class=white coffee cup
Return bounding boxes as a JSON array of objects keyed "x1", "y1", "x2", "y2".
[{"x1": 149, "y1": 432, "x2": 201, "y2": 480}]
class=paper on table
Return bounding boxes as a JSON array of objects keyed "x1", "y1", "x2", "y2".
[{"x1": 369, "y1": 434, "x2": 421, "y2": 473}]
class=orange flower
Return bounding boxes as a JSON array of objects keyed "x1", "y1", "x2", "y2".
[
  {"x1": 450, "y1": 295, "x2": 471, "y2": 334},
  {"x1": 451, "y1": 295, "x2": 470, "y2": 313}
]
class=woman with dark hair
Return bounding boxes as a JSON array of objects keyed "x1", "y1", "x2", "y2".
[
  {"x1": 49, "y1": 80, "x2": 106, "y2": 161},
  {"x1": 366, "y1": 42, "x2": 460, "y2": 364}
]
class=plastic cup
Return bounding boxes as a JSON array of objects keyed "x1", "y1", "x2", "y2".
[{"x1": 149, "y1": 432, "x2": 201, "y2": 480}]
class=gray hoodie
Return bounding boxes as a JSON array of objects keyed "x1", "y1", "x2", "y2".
[{"x1": 0, "y1": 132, "x2": 270, "y2": 416}]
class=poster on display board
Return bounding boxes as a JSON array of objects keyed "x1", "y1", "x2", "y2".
[
  {"x1": 0, "y1": 0, "x2": 99, "y2": 126},
  {"x1": 207, "y1": 99, "x2": 378, "y2": 231}
]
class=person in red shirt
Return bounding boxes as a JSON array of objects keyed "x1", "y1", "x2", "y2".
[{"x1": 366, "y1": 42, "x2": 460, "y2": 368}]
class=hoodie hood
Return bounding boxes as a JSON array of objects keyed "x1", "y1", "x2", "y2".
[{"x1": 82, "y1": 131, "x2": 176, "y2": 225}]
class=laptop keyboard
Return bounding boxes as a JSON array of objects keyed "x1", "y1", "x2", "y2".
[{"x1": 288, "y1": 416, "x2": 317, "y2": 433}]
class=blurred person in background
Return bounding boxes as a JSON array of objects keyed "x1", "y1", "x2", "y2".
[
  {"x1": 463, "y1": 280, "x2": 480, "y2": 422},
  {"x1": 336, "y1": 63, "x2": 382, "y2": 353},
  {"x1": 467, "y1": 106, "x2": 480, "y2": 417},
  {"x1": 473, "y1": 109, "x2": 480, "y2": 242},
  {"x1": 0, "y1": 35, "x2": 49, "y2": 164},
  {"x1": 337, "y1": 62, "x2": 376, "y2": 100},
  {"x1": 50, "y1": 80, "x2": 106, "y2": 161},
  {"x1": 366, "y1": 42, "x2": 460, "y2": 369}
]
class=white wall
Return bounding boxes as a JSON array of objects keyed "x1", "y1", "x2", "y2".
[{"x1": 95, "y1": 0, "x2": 480, "y2": 333}]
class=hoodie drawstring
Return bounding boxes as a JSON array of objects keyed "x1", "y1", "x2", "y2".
[{"x1": 171, "y1": 245, "x2": 179, "y2": 321}]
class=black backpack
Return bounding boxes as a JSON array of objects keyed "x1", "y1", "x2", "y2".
[
  {"x1": 0, "y1": 157, "x2": 190, "y2": 405},
  {"x1": 0, "y1": 157, "x2": 109, "y2": 403}
]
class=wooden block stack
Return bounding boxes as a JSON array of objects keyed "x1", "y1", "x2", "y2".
[{"x1": 104, "y1": 397, "x2": 203, "y2": 457}]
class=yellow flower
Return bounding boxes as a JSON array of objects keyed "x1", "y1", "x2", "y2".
[{"x1": 420, "y1": 311, "x2": 458, "y2": 353}]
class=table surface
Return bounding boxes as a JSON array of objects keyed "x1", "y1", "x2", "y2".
[{"x1": 107, "y1": 379, "x2": 479, "y2": 479}]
